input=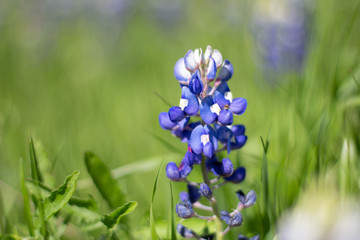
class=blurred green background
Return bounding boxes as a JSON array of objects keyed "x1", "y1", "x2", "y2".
[{"x1": 0, "y1": 0, "x2": 360, "y2": 239}]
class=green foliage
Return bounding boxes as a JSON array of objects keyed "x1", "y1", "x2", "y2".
[
  {"x1": 150, "y1": 160, "x2": 163, "y2": 240},
  {"x1": 102, "y1": 201, "x2": 138, "y2": 229},
  {"x1": 43, "y1": 170, "x2": 79, "y2": 220},
  {"x1": 84, "y1": 151, "x2": 125, "y2": 209}
]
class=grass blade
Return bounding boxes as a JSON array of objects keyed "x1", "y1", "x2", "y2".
[
  {"x1": 169, "y1": 181, "x2": 177, "y2": 240},
  {"x1": 43, "y1": 171, "x2": 80, "y2": 220},
  {"x1": 101, "y1": 201, "x2": 138, "y2": 229},
  {"x1": 150, "y1": 160, "x2": 164, "y2": 240},
  {"x1": 84, "y1": 151, "x2": 125, "y2": 209},
  {"x1": 20, "y1": 158, "x2": 35, "y2": 236}
]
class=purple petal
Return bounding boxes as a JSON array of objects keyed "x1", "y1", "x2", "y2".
[
  {"x1": 232, "y1": 125, "x2": 245, "y2": 137},
  {"x1": 217, "y1": 60, "x2": 233, "y2": 82},
  {"x1": 177, "y1": 117, "x2": 190, "y2": 130},
  {"x1": 189, "y1": 71, "x2": 203, "y2": 95},
  {"x1": 229, "y1": 98, "x2": 247, "y2": 115},
  {"x1": 206, "y1": 57, "x2": 217, "y2": 80},
  {"x1": 184, "y1": 50, "x2": 197, "y2": 72},
  {"x1": 213, "y1": 82, "x2": 231, "y2": 108},
  {"x1": 204, "y1": 124, "x2": 218, "y2": 151},
  {"x1": 159, "y1": 112, "x2": 177, "y2": 130},
  {"x1": 189, "y1": 125, "x2": 205, "y2": 154},
  {"x1": 174, "y1": 58, "x2": 191, "y2": 81},
  {"x1": 199, "y1": 183, "x2": 212, "y2": 199},
  {"x1": 221, "y1": 158, "x2": 234, "y2": 176}
]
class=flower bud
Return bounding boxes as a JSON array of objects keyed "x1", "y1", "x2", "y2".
[
  {"x1": 217, "y1": 60, "x2": 233, "y2": 82},
  {"x1": 199, "y1": 183, "x2": 212, "y2": 199},
  {"x1": 224, "y1": 167, "x2": 246, "y2": 183},
  {"x1": 177, "y1": 224, "x2": 195, "y2": 238}
]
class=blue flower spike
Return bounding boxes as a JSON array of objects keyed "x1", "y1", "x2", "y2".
[
  {"x1": 199, "y1": 183, "x2": 212, "y2": 200},
  {"x1": 160, "y1": 46, "x2": 257, "y2": 238}
]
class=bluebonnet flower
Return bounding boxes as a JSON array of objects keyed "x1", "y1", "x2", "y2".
[
  {"x1": 238, "y1": 234, "x2": 260, "y2": 240},
  {"x1": 236, "y1": 190, "x2": 257, "y2": 208},
  {"x1": 177, "y1": 224, "x2": 196, "y2": 238},
  {"x1": 159, "y1": 46, "x2": 257, "y2": 238},
  {"x1": 220, "y1": 210, "x2": 243, "y2": 227},
  {"x1": 199, "y1": 183, "x2": 212, "y2": 199}
]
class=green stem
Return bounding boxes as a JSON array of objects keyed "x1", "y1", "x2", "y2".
[{"x1": 200, "y1": 157, "x2": 223, "y2": 240}]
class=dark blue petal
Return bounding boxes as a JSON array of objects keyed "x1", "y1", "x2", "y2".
[
  {"x1": 199, "y1": 183, "x2": 212, "y2": 199},
  {"x1": 224, "y1": 167, "x2": 246, "y2": 183},
  {"x1": 159, "y1": 112, "x2": 177, "y2": 130},
  {"x1": 203, "y1": 142, "x2": 214, "y2": 158},
  {"x1": 166, "y1": 162, "x2": 182, "y2": 181},
  {"x1": 189, "y1": 71, "x2": 203, "y2": 95},
  {"x1": 168, "y1": 106, "x2": 185, "y2": 122},
  {"x1": 217, "y1": 59, "x2": 233, "y2": 82},
  {"x1": 232, "y1": 125, "x2": 245, "y2": 137},
  {"x1": 181, "y1": 86, "x2": 199, "y2": 116},
  {"x1": 174, "y1": 58, "x2": 191, "y2": 81},
  {"x1": 184, "y1": 50, "x2": 197, "y2": 72},
  {"x1": 218, "y1": 109, "x2": 233, "y2": 125},
  {"x1": 189, "y1": 125, "x2": 205, "y2": 154},
  {"x1": 206, "y1": 57, "x2": 217, "y2": 80},
  {"x1": 221, "y1": 158, "x2": 234, "y2": 176},
  {"x1": 216, "y1": 126, "x2": 233, "y2": 144},
  {"x1": 200, "y1": 96, "x2": 218, "y2": 124},
  {"x1": 206, "y1": 158, "x2": 221, "y2": 176},
  {"x1": 231, "y1": 135, "x2": 247, "y2": 150},
  {"x1": 187, "y1": 184, "x2": 201, "y2": 203},
  {"x1": 229, "y1": 98, "x2": 247, "y2": 115}
]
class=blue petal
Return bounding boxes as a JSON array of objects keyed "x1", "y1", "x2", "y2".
[
  {"x1": 179, "y1": 163, "x2": 192, "y2": 177},
  {"x1": 199, "y1": 183, "x2": 212, "y2": 199},
  {"x1": 244, "y1": 190, "x2": 256, "y2": 208},
  {"x1": 230, "y1": 212, "x2": 243, "y2": 227},
  {"x1": 213, "y1": 82, "x2": 231, "y2": 108},
  {"x1": 168, "y1": 106, "x2": 185, "y2": 122},
  {"x1": 217, "y1": 59, "x2": 233, "y2": 82},
  {"x1": 166, "y1": 162, "x2": 182, "y2": 181},
  {"x1": 174, "y1": 58, "x2": 191, "y2": 81},
  {"x1": 189, "y1": 71, "x2": 203, "y2": 95},
  {"x1": 229, "y1": 98, "x2": 247, "y2": 115},
  {"x1": 189, "y1": 125, "x2": 205, "y2": 154},
  {"x1": 216, "y1": 126, "x2": 233, "y2": 144},
  {"x1": 224, "y1": 167, "x2": 246, "y2": 183},
  {"x1": 203, "y1": 142, "x2": 214, "y2": 158},
  {"x1": 232, "y1": 125, "x2": 245, "y2": 137},
  {"x1": 176, "y1": 203, "x2": 194, "y2": 218},
  {"x1": 221, "y1": 158, "x2": 233, "y2": 176},
  {"x1": 231, "y1": 135, "x2": 247, "y2": 150},
  {"x1": 218, "y1": 109, "x2": 233, "y2": 125},
  {"x1": 236, "y1": 190, "x2": 246, "y2": 203},
  {"x1": 177, "y1": 117, "x2": 190, "y2": 130},
  {"x1": 159, "y1": 112, "x2": 177, "y2": 130},
  {"x1": 206, "y1": 57, "x2": 217, "y2": 80},
  {"x1": 200, "y1": 96, "x2": 218, "y2": 124},
  {"x1": 179, "y1": 192, "x2": 189, "y2": 203},
  {"x1": 204, "y1": 124, "x2": 218, "y2": 151},
  {"x1": 181, "y1": 86, "x2": 199, "y2": 116},
  {"x1": 177, "y1": 224, "x2": 195, "y2": 238},
  {"x1": 184, "y1": 50, "x2": 197, "y2": 72}
]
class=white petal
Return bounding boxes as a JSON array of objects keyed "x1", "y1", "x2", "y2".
[
  {"x1": 184, "y1": 50, "x2": 197, "y2": 72},
  {"x1": 204, "y1": 45, "x2": 212, "y2": 62},
  {"x1": 179, "y1": 98, "x2": 189, "y2": 111},
  {"x1": 212, "y1": 49, "x2": 223, "y2": 68},
  {"x1": 174, "y1": 58, "x2": 191, "y2": 81},
  {"x1": 210, "y1": 103, "x2": 221, "y2": 115}
]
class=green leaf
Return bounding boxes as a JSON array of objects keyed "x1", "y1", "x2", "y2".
[
  {"x1": 20, "y1": 159, "x2": 35, "y2": 236},
  {"x1": 102, "y1": 201, "x2": 138, "y2": 229},
  {"x1": 44, "y1": 171, "x2": 80, "y2": 220},
  {"x1": 84, "y1": 151, "x2": 125, "y2": 209},
  {"x1": 169, "y1": 181, "x2": 177, "y2": 240},
  {"x1": 150, "y1": 160, "x2": 164, "y2": 240}
]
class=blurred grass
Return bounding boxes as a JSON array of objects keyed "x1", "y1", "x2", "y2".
[{"x1": 0, "y1": 0, "x2": 360, "y2": 239}]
